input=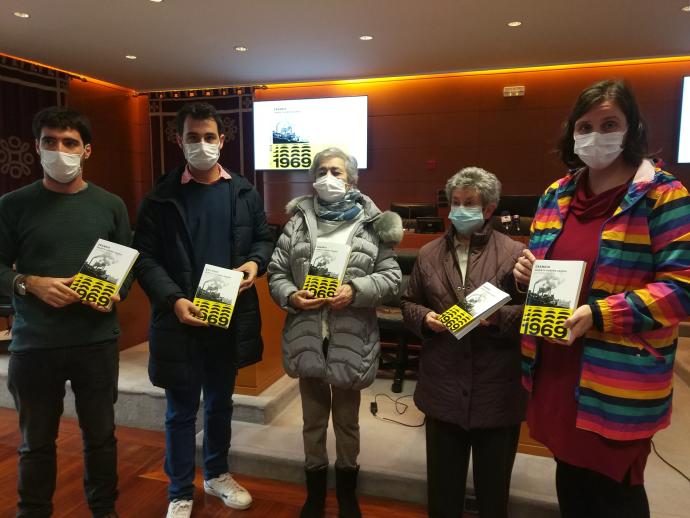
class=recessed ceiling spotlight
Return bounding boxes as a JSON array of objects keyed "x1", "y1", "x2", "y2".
[
  {"x1": 682, "y1": 5, "x2": 690, "y2": 12},
  {"x1": 234, "y1": 46, "x2": 248, "y2": 52},
  {"x1": 150, "y1": 0, "x2": 164, "y2": 3},
  {"x1": 507, "y1": 21, "x2": 522, "y2": 27},
  {"x1": 125, "y1": 55, "x2": 137, "y2": 60},
  {"x1": 359, "y1": 35, "x2": 373, "y2": 41},
  {"x1": 13, "y1": 12, "x2": 30, "y2": 18}
]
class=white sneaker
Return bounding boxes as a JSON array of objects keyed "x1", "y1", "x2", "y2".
[
  {"x1": 166, "y1": 499, "x2": 193, "y2": 518},
  {"x1": 204, "y1": 473, "x2": 252, "y2": 510}
]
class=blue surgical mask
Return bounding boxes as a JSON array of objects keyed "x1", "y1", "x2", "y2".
[{"x1": 449, "y1": 206, "x2": 485, "y2": 235}]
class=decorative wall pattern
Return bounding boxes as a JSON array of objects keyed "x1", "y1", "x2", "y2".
[
  {"x1": 0, "y1": 56, "x2": 69, "y2": 194},
  {"x1": 147, "y1": 88, "x2": 254, "y2": 183}
]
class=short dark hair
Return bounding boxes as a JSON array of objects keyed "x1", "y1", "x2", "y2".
[
  {"x1": 32, "y1": 106, "x2": 93, "y2": 145},
  {"x1": 556, "y1": 79, "x2": 648, "y2": 169},
  {"x1": 175, "y1": 102, "x2": 223, "y2": 137}
]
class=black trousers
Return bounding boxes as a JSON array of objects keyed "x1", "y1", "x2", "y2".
[
  {"x1": 425, "y1": 417, "x2": 520, "y2": 518},
  {"x1": 7, "y1": 340, "x2": 119, "y2": 518},
  {"x1": 555, "y1": 459, "x2": 649, "y2": 518}
]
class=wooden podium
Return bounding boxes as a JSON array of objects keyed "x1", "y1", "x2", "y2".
[
  {"x1": 117, "y1": 277, "x2": 286, "y2": 396},
  {"x1": 235, "y1": 277, "x2": 286, "y2": 395}
]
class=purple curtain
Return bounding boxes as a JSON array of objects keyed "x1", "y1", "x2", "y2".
[
  {"x1": 0, "y1": 56, "x2": 68, "y2": 195},
  {"x1": 148, "y1": 91, "x2": 254, "y2": 184}
]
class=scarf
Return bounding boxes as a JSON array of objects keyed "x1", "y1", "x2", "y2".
[{"x1": 313, "y1": 188, "x2": 364, "y2": 221}]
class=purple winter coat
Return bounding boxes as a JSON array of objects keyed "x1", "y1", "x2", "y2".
[{"x1": 401, "y1": 223, "x2": 527, "y2": 429}]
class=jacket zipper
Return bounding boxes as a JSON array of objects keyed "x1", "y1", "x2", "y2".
[{"x1": 298, "y1": 202, "x2": 377, "y2": 345}]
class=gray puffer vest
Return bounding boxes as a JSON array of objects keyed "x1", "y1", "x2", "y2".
[{"x1": 268, "y1": 195, "x2": 403, "y2": 390}]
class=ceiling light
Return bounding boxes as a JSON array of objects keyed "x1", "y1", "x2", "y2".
[
  {"x1": 125, "y1": 55, "x2": 137, "y2": 60},
  {"x1": 359, "y1": 35, "x2": 373, "y2": 41},
  {"x1": 234, "y1": 46, "x2": 248, "y2": 52},
  {"x1": 150, "y1": 0, "x2": 164, "y2": 2},
  {"x1": 507, "y1": 21, "x2": 522, "y2": 27},
  {"x1": 682, "y1": 6, "x2": 690, "y2": 12},
  {"x1": 13, "y1": 12, "x2": 30, "y2": 18}
]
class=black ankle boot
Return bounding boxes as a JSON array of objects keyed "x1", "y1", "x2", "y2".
[
  {"x1": 300, "y1": 466, "x2": 328, "y2": 518},
  {"x1": 335, "y1": 466, "x2": 361, "y2": 518}
]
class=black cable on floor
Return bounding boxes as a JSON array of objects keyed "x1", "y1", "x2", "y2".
[
  {"x1": 651, "y1": 439, "x2": 690, "y2": 484},
  {"x1": 370, "y1": 393, "x2": 425, "y2": 428}
]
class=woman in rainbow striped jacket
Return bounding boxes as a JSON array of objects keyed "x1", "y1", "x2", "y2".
[{"x1": 514, "y1": 79, "x2": 690, "y2": 518}]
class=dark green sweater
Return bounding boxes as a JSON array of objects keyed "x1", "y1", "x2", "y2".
[{"x1": 0, "y1": 181, "x2": 132, "y2": 351}]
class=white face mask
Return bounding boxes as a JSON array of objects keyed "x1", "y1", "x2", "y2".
[
  {"x1": 184, "y1": 141, "x2": 220, "y2": 171},
  {"x1": 313, "y1": 173, "x2": 348, "y2": 202},
  {"x1": 40, "y1": 149, "x2": 83, "y2": 184},
  {"x1": 573, "y1": 130, "x2": 626, "y2": 170}
]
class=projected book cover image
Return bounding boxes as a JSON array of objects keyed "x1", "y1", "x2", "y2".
[
  {"x1": 520, "y1": 260, "x2": 586, "y2": 341},
  {"x1": 438, "y1": 282, "x2": 511, "y2": 340},
  {"x1": 192, "y1": 265, "x2": 244, "y2": 329},
  {"x1": 70, "y1": 239, "x2": 139, "y2": 309},
  {"x1": 302, "y1": 240, "x2": 352, "y2": 299},
  {"x1": 253, "y1": 96, "x2": 368, "y2": 170}
]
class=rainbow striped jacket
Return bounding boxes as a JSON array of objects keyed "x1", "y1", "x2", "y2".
[{"x1": 522, "y1": 160, "x2": 690, "y2": 441}]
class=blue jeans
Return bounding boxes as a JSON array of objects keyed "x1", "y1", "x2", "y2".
[
  {"x1": 7, "y1": 340, "x2": 119, "y2": 518},
  {"x1": 164, "y1": 340, "x2": 237, "y2": 501}
]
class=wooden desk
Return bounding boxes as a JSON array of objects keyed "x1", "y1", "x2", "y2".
[
  {"x1": 117, "y1": 282, "x2": 151, "y2": 350},
  {"x1": 519, "y1": 422, "x2": 551, "y2": 457},
  {"x1": 398, "y1": 231, "x2": 443, "y2": 249},
  {"x1": 235, "y1": 277, "x2": 285, "y2": 395}
]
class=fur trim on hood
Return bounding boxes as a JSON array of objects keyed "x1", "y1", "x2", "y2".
[
  {"x1": 285, "y1": 195, "x2": 311, "y2": 215},
  {"x1": 374, "y1": 211, "x2": 403, "y2": 244},
  {"x1": 284, "y1": 195, "x2": 403, "y2": 245}
]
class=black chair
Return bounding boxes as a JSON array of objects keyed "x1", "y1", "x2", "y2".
[
  {"x1": 390, "y1": 203, "x2": 437, "y2": 231},
  {"x1": 377, "y1": 249, "x2": 421, "y2": 393},
  {"x1": 495, "y1": 195, "x2": 540, "y2": 217},
  {"x1": 267, "y1": 223, "x2": 283, "y2": 245},
  {"x1": 0, "y1": 296, "x2": 13, "y2": 318},
  {"x1": 490, "y1": 215, "x2": 533, "y2": 236},
  {"x1": 0, "y1": 296, "x2": 14, "y2": 348}
]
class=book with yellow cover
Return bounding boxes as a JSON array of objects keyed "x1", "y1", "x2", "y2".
[
  {"x1": 438, "y1": 282, "x2": 511, "y2": 340},
  {"x1": 302, "y1": 240, "x2": 352, "y2": 299},
  {"x1": 192, "y1": 264, "x2": 244, "y2": 329},
  {"x1": 70, "y1": 239, "x2": 139, "y2": 309},
  {"x1": 520, "y1": 259, "x2": 586, "y2": 342}
]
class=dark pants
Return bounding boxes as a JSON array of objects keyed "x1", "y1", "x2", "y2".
[
  {"x1": 555, "y1": 459, "x2": 650, "y2": 518},
  {"x1": 425, "y1": 417, "x2": 520, "y2": 518},
  {"x1": 164, "y1": 341, "x2": 237, "y2": 501},
  {"x1": 7, "y1": 340, "x2": 119, "y2": 518}
]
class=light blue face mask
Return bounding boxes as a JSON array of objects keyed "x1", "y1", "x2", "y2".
[{"x1": 448, "y1": 205, "x2": 485, "y2": 235}]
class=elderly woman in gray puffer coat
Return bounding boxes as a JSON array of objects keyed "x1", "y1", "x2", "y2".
[{"x1": 268, "y1": 147, "x2": 402, "y2": 518}]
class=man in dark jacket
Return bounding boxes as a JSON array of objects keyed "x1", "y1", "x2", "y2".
[{"x1": 133, "y1": 102, "x2": 273, "y2": 518}]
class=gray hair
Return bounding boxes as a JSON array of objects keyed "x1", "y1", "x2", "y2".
[
  {"x1": 445, "y1": 167, "x2": 501, "y2": 207},
  {"x1": 308, "y1": 147, "x2": 359, "y2": 185}
]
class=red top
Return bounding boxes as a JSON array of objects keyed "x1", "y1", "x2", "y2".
[{"x1": 526, "y1": 172, "x2": 651, "y2": 484}]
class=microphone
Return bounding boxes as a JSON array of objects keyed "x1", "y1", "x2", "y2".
[
  {"x1": 500, "y1": 211, "x2": 512, "y2": 233},
  {"x1": 512, "y1": 214, "x2": 521, "y2": 234}
]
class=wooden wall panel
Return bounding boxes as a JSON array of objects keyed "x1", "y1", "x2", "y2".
[
  {"x1": 67, "y1": 80, "x2": 152, "y2": 221},
  {"x1": 258, "y1": 59, "x2": 690, "y2": 223}
]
